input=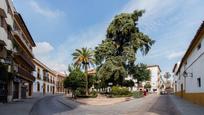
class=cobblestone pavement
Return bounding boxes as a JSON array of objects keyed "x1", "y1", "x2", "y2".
[{"x1": 30, "y1": 94, "x2": 180, "y2": 115}]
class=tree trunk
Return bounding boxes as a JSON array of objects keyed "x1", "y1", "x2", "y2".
[{"x1": 85, "y1": 66, "x2": 88, "y2": 96}]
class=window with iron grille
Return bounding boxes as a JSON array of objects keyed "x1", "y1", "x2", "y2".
[
  {"x1": 37, "y1": 82, "x2": 40, "y2": 92},
  {"x1": 197, "y1": 78, "x2": 201, "y2": 87}
]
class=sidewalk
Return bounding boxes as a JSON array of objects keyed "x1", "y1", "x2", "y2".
[
  {"x1": 170, "y1": 95, "x2": 204, "y2": 115},
  {"x1": 0, "y1": 96, "x2": 43, "y2": 115}
]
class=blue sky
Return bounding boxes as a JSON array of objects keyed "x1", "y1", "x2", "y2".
[{"x1": 13, "y1": 0, "x2": 204, "y2": 73}]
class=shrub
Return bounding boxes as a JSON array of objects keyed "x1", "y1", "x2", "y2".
[
  {"x1": 75, "y1": 88, "x2": 86, "y2": 97},
  {"x1": 111, "y1": 86, "x2": 131, "y2": 97},
  {"x1": 132, "y1": 91, "x2": 144, "y2": 98},
  {"x1": 90, "y1": 91, "x2": 98, "y2": 98},
  {"x1": 144, "y1": 83, "x2": 151, "y2": 89}
]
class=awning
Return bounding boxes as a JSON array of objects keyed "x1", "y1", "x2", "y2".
[{"x1": 0, "y1": 8, "x2": 7, "y2": 18}]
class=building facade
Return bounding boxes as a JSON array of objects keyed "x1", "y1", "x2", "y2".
[
  {"x1": 173, "y1": 21, "x2": 204, "y2": 106},
  {"x1": 0, "y1": 0, "x2": 36, "y2": 102},
  {"x1": 147, "y1": 65, "x2": 161, "y2": 93},
  {"x1": 124, "y1": 65, "x2": 162, "y2": 93},
  {"x1": 55, "y1": 72, "x2": 66, "y2": 94},
  {"x1": 33, "y1": 59, "x2": 56, "y2": 96},
  {"x1": 172, "y1": 62, "x2": 180, "y2": 94}
]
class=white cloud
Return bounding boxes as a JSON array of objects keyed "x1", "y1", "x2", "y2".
[
  {"x1": 121, "y1": 0, "x2": 204, "y2": 72},
  {"x1": 29, "y1": 0, "x2": 64, "y2": 18},
  {"x1": 34, "y1": 42, "x2": 54, "y2": 55},
  {"x1": 33, "y1": 41, "x2": 67, "y2": 72},
  {"x1": 33, "y1": 24, "x2": 106, "y2": 73},
  {"x1": 28, "y1": 0, "x2": 204, "y2": 73},
  {"x1": 167, "y1": 51, "x2": 185, "y2": 60}
]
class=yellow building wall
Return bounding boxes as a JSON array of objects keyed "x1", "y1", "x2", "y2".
[{"x1": 175, "y1": 92, "x2": 204, "y2": 107}]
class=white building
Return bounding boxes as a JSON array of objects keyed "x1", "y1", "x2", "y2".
[
  {"x1": 147, "y1": 65, "x2": 161, "y2": 93},
  {"x1": 33, "y1": 59, "x2": 66, "y2": 96},
  {"x1": 173, "y1": 21, "x2": 204, "y2": 107},
  {"x1": 125, "y1": 65, "x2": 161, "y2": 93},
  {"x1": 33, "y1": 59, "x2": 57, "y2": 96},
  {"x1": 0, "y1": 0, "x2": 13, "y2": 52},
  {"x1": 172, "y1": 62, "x2": 180, "y2": 93}
]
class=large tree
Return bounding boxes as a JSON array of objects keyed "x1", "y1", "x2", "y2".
[
  {"x1": 72, "y1": 48, "x2": 94, "y2": 96},
  {"x1": 95, "y1": 10, "x2": 154, "y2": 85},
  {"x1": 64, "y1": 69, "x2": 86, "y2": 98},
  {"x1": 131, "y1": 63, "x2": 151, "y2": 87}
]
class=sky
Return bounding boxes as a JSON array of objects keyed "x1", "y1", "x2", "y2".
[{"x1": 13, "y1": 0, "x2": 204, "y2": 73}]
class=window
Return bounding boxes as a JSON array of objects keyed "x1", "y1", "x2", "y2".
[
  {"x1": 37, "y1": 82, "x2": 40, "y2": 92},
  {"x1": 0, "y1": 16, "x2": 6, "y2": 28},
  {"x1": 197, "y1": 78, "x2": 201, "y2": 87},
  {"x1": 37, "y1": 68, "x2": 40, "y2": 79},
  {"x1": 47, "y1": 85, "x2": 49, "y2": 92},
  {"x1": 197, "y1": 43, "x2": 201, "y2": 50}
]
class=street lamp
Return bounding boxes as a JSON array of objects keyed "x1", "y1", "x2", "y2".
[{"x1": 183, "y1": 71, "x2": 193, "y2": 78}]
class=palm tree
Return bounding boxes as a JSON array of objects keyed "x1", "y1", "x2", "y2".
[
  {"x1": 68, "y1": 64, "x2": 80, "y2": 73},
  {"x1": 72, "y1": 48, "x2": 94, "y2": 96}
]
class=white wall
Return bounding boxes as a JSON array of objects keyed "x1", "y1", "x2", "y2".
[
  {"x1": 148, "y1": 67, "x2": 160, "y2": 92},
  {"x1": 33, "y1": 64, "x2": 56, "y2": 94},
  {"x1": 178, "y1": 35, "x2": 204, "y2": 93},
  {"x1": 0, "y1": 0, "x2": 14, "y2": 51}
]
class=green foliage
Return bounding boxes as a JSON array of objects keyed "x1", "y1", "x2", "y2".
[
  {"x1": 63, "y1": 69, "x2": 86, "y2": 97},
  {"x1": 144, "y1": 83, "x2": 151, "y2": 89},
  {"x1": 90, "y1": 91, "x2": 98, "y2": 98},
  {"x1": 94, "y1": 80, "x2": 107, "y2": 89},
  {"x1": 88, "y1": 75, "x2": 97, "y2": 88},
  {"x1": 123, "y1": 80, "x2": 135, "y2": 87},
  {"x1": 95, "y1": 10, "x2": 154, "y2": 86},
  {"x1": 75, "y1": 88, "x2": 86, "y2": 96},
  {"x1": 132, "y1": 91, "x2": 144, "y2": 98},
  {"x1": 131, "y1": 63, "x2": 151, "y2": 83},
  {"x1": 111, "y1": 86, "x2": 131, "y2": 96},
  {"x1": 97, "y1": 56, "x2": 127, "y2": 86},
  {"x1": 68, "y1": 64, "x2": 80, "y2": 73},
  {"x1": 72, "y1": 47, "x2": 95, "y2": 95},
  {"x1": 72, "y1": 48, "x2": 94, "y2": 69}
]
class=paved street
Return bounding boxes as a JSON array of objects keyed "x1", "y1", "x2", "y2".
[
  {"x1": 29, "y1": 96, "x2": 77, "y2": 115},
  {"x1": 29, "y1": 94, "x2": 180, "y2": 115}
]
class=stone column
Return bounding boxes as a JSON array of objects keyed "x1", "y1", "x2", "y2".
[
  {"x1": 7, "y1": 80, "x2": 13, "y2": 102},
  {"x1": 18, "y1": 83, "x2": 21, "y2": 99}
]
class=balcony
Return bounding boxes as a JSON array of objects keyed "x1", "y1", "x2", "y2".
[
  {"x1": 17, "y1": 66, "x2": 35, "y2": 81},
  {"x1": 12, "y1": 30, "x2": 33, "y2": 57},
  {"x1": 14, "y1": 50, "x2": 35, "y2": 70}
]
